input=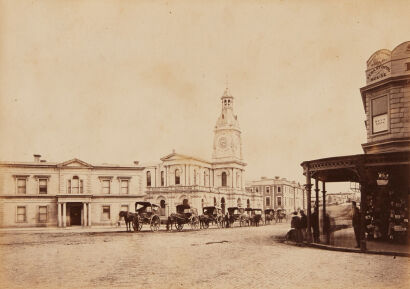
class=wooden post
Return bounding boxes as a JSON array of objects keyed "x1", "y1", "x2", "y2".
[
  {"x1": 305, "y1": 168, "x2": 312, "y2": 243},
  {"x1": 322, "y1": 182, "x2": 327, "y2": 244},
  {"x1": 314, "y1": 178, "x2": 320, "y2": 242}
]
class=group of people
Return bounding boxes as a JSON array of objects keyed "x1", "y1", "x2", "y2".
[{"x1": 288, "y1": 202, "x2": 362, "y2": 248}]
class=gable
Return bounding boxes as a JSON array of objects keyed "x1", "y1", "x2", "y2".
[{"x1": 58, "y1": 158, "x2": 93, "y2": 168}]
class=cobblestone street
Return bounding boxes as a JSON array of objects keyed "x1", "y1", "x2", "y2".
[{"x1": 0, "y1": 224, "x2": 409, "y2": 289}]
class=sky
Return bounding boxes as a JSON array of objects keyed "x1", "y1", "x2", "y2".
[{"x1": 1, "y1": 0, "x2": 409, "y2": 192}]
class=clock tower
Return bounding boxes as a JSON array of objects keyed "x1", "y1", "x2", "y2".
[{"x1": 212, "y1": 88, "x2": 243, "y2": 162}]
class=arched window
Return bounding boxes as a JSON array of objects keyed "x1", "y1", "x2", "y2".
[
  {"x1": 175, "y1": 169, "x2": 180, "y2": 185},
  {"x1": 183, "y1": 199, "x2": 189, "y2": 206},
  {"x1": 194, "y1": 169, "x2": 197, "y2": 185},
  {"x1": 160, "y1": 199, "x2": 166, "y2": 216},
  {"x1": 160, "y1": 171, "x2": 164, "y2": 186},
  {"x1": 68, "y1": 176, "x2": 83, "y2": 194},
  {"x1": 247, "y1": 199, "x2": 250, "y2": 208},
  {"x1": 221, "y1": 172, "x2": 227, "y2": 187},
  {"x1": 214, "y1": 197, "x2": 217, "y2": 206},
  {"x1": 146, "y1": 171, "x2": 151, "y2": 187},
  {"x1": 237, "y1": 198, "x2": 242, "y2": 207}
]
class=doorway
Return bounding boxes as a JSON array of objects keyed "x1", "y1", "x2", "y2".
[{"x1": 69, "y1": 205, "x2": 82, "y2": 226}]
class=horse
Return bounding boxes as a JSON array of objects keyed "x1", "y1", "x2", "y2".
[
  {"x1": 119, "y1": 211, "x2": 135, "y2": 232},
  {"x1": 166, "y1": 214, "x2": 178, "y2": 231}
]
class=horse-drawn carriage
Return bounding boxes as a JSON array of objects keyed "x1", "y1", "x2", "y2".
[
  {"x1": 264, "y1": 209, "x2": 275, "y2": 224},
  {"x1": 276, "y1": 208, "x2": 287, "y2": 223},
  {"x1": 249, "y1": 208, "x2": 263, "y2": 226},
  {"x1": 133, "y1": 202, "x2": 161, "y2": 232},
  {"x1": 167, "y1": 204, "x2": 200, "y2": 231},
  {"x1": 200, "y1": 206, "x2": 224, "y2": 229},
  {"x1": 227, "y1": 207, "x2": 249, "y2": 227}
]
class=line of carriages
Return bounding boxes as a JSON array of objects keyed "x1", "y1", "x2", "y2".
[{"x1": 119, "y1": 201, "x2": 288, "y2": 232}]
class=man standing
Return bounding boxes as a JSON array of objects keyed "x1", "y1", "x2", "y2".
[
  {"x1": 291, "y1": 211, "x2": 302, "y2": 244},
  {"x1": 311, "y1": 207, "x2": 320, "y2": 243},
  {"x1": 352, "y1": 201, "x2": 361, "y2": 248},
  {"x1": 300, "y1": 210, "x2": 307, "y2": 241}
]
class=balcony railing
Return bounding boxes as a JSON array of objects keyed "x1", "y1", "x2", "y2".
[{"x1": 146, "y1": 185, "x2": 246, "y2": 195}]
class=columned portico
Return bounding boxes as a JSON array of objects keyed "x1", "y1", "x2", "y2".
[{"x1": 57, "y1": 195, "x2": 92, "y2": 228}]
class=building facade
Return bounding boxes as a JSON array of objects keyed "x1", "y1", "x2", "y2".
[
  {"x1": 0, "y1": 156, "x2": 145, "y2": 228},
  {"x1": 144, "y1": 88, "x2": 262, "y2": 216},
  {"x1": 0, "y1": 88, "x2": 262, "y2": 228},
  {"x1": 246, "y1": 176, "x2": 306, "y2": 212}
]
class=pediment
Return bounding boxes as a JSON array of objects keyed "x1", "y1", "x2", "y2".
[
  {"x1": 58, "y1": 158, "x2": 93, "y2": 168},
  {"x1": 160, "y1": 153, "x2": 190, "y2": 162}
]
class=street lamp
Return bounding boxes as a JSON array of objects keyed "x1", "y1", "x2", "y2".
[{"x1": 376, "y1": 172, "x2": 389, "y2": 186}]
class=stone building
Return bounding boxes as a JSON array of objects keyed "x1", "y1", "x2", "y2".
[
  {"x1": 0, "y1": 156, "x2": 145, "y2": 228},
  {"x1": 0, "y1": 88, "x2": 262, "y2": 227},
  {"x1": 301, "y1": 41, "x2": 410, "y2": 248},
  {"x1": 144, "y1": 88, "x2": 262, "y2": 216},
  {"x1": 245, "y1": 177, "x2": 306, "y2": 212}
]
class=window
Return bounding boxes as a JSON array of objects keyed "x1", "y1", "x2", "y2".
[
  {"x1": 256, "y1": 187, "x2": 259, "y2": 193},
  {"x1": 194, "y1": 169, "x2": 197, "y2": 185},
  {"x1": 102, "y1": 206, "x2": 110, "y2": 220},
  {"x1": 120, "y1": 180, "x2": 129, "y2": 194},
  {"x1": 221, "y1": 172, "x2": 227, "y2": 187},
  {"x1": 161, "y1": 171, "x2": 164, "y2": 186},
  {"x1": 102, "y1": 180, "x2": 110, "y2": 194},
  {"x1": 72, "y1": 176, "x2": 79, "y2": 194},
  {"x1": 39, "y1": 206, "x2": 47, "y2": 222},
  {"x1": 17, "y1": 178, "x2": 26, "y2": 194},
  {"x1": 266, "y1": 197, "x2": 271, "y2": 206},
  {"x1": 278, "y1": 186, "x2": 281, "y2": 193},
  {"x1": 371, "y1": 95, "x2": 388, "y2": 133},
  {"x1": 39, "y1": 179, "x2": 47, "y2": 194},
  {"x1": 204, "y1": 171, "x2": 207, "y2": 186},
  {"x1": 16, "y1": 206, "x2": 26, "y2": 222},
  {"x1": 175, "y1": 169, "x2": 180, "y2": 185},
  {"x1": 160, "y1": 200, "x2": 166, "y2": 216},
  {"x1": 120, "y1": 205, "x2": 129, "y2": 212},
  {"x1": 266, "y1": 186, "x2": 270, "y2": 193},
  {"x1": 236, "y1": 173, "x2": 240, "y2": 188},
  {"x1": 406, "y1": 62, "x2": 410, "y2": 71},
  {"x1": 146, "y1": 171, "x2": 151, "y2": 187},
  {"x1": 277, "y1": 197, "x2": 282, "y2": 206}
]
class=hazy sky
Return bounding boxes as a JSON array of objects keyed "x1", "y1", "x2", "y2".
[{"x1": 1, "y1": 0, "x2": 409, "y2": 191}]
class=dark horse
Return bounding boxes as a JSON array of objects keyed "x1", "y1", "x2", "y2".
[
  {"x1": 119, "y1": 211, "x2": 135, "y2": 232},
  {"x1": 166, "y1": 214, "x2": 180, "y2": 231}
]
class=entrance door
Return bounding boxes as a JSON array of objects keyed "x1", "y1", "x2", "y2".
[{"x1": 70, "y1": 206, "x2": 82, "y2": 226}]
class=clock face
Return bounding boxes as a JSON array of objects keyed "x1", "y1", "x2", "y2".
[{"x1": 218, "y1": 136, "x2": 227, "y2": 148}]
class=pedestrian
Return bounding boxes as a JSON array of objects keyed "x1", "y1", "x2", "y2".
[
  {"x1": 224, "y1": 213, "x2": 230, "y2": 228},
  {"x1": 291, "y1": 211, "x2": 302, "y2": 244},
  {"x1": 299, "y1": 210, "x2": 307, "y2": 242},
  {"x1": 311, "y1": 207, "x2": 320, "y2": 243},
  {"x1": 352, "y1": 201, "x2": 361, "y2": 248}
]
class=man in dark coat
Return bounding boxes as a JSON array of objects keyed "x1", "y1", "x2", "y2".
[
  {"x1": 352, "y1": 201, "x2": 361, "y2": 248},
  {"x1": 300, "y1": 210, "x2": 307, "y2": 241},
  {"x1": 291, "y1": 211, "x2": 302, "y2": 244},
  {"x1": 311, "y1": 207, "x2": 320, "y2": 243}
]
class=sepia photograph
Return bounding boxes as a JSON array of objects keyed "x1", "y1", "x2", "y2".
[{"x1": 0, "y1": 1, "x2": 409, "y2": 288}]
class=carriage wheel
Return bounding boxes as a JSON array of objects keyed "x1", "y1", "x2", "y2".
[
  {"x1": 150, "y1": 216, "x2": 161, "y2": 232},
  {"x1": 190, "y1": 216, "x2": 199, "y2": 230},
  {"x1": 176, "y1": 223, "x2": 184, "y2": 231}
]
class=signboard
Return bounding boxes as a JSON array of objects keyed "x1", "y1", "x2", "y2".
[{"x1": 373, "y1": 114, "x2": 388, "y2": 133}]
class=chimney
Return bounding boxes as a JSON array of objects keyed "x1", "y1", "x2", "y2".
[
  {"x1": 40, "y1": 160, "x2": 46, "y2": 163},
  {"x1": 134, "y1": 161, "x2": 139, "y2": 165},
  {"x1": 33, "y1": 154, "x2": 41, "y2": 162},
  {"x1": 275, "y1": 176, "x2": 280, "y2": 180}
]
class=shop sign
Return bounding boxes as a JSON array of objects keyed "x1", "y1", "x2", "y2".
[{"x1": 373, "y1": 114, "x2": 388, "y2": 133}]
